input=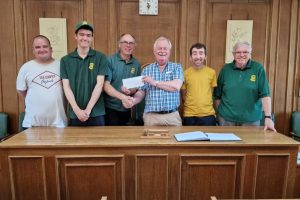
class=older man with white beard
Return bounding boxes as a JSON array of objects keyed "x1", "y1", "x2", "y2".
[{"x1": 127, "y1": 36, "x2": 184, "y2": 126}]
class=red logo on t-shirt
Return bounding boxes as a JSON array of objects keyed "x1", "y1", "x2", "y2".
[{"x1": 32, "y1": 71, "x2": 61, "y2": 89}]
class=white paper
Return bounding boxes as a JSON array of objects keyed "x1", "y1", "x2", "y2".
[
  {"x1": 174, "y1": 131, "x2": 209, "y2": 142},
  {"x1": 174, "y1": 131, "x2": 242, "y2": 142},
  {"x1": 122, "y1": 76, "x2": 144, "y2": 89},
  {"x1": 205, "y1": 133, "x2": 242, "y2": 141}
]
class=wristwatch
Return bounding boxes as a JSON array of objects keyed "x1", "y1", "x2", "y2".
[{"x1": 264, "y1": 115, "x2": 272, "y2": 119}]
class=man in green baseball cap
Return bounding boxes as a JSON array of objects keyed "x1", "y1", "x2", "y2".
[
  {"x1": 60, "y1": 21, "x2": 108, "y2": 126},
  {"x1": 75, "y1": 21, "x2": 93, "y2": 34}
]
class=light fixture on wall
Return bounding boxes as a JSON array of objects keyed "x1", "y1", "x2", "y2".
[{"x1": 139, "y1": 0, "x2": 158, "y2": 15}]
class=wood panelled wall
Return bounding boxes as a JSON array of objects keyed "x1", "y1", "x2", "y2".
[{"x1": 0, "y1": 0, "x2": 299, "y2": 134}]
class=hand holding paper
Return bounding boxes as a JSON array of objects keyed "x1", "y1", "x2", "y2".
[
  {"x1": 122, "y1": 76, "x2": 144, "y2": 89},
  {"x1": 121, "y1": 86, "x2": 131, "y2": 95}
]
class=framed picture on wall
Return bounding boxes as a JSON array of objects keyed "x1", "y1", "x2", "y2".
[
  {"x1": 225, "y1": 20, "x2": 253, "y2": 63},
  {"x1": 39, "y1": 18, "x2": 68, "y2": 60}
]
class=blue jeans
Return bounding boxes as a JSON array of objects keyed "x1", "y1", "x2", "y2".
[
  {"x1": 69, "y1": 116, "x2": 105, "y2": 126},
  {"x1": 183, "y1": 115, "x2": 217, "y2": 126}
]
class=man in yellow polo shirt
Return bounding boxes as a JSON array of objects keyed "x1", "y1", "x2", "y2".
[{"x1": 181, "y1": 43, "x2": 217, "y2": 126}]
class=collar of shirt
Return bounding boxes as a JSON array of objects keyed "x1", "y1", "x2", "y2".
[
  {"x1": 232, "y1": 59, "x2": 252, "y2": 71},
  {"x1": 154, "y1": 61, "x2": 170, "y2": 72},
  {"x1": 117, "y1": 52, "x2": 134, "y2": 64},
  {"x1": 70, "y1": 48, "x2": 96, "y2": 58}
]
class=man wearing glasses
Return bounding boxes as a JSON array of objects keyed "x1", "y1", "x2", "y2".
[
  {"x1": 214, "y1": 41, "x2": 276, "y2": 131},
  {"x1": 61, "y1": 21, "x2": 108, "y2": 126},
  {"x1": 104, "y1": 33, "x2": 141, "y2": 126}
]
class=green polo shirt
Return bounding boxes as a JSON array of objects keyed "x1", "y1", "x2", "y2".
[
  {"x1": 214, "y1": 60, "x2": 270, "y2": 123},
  {"x1": 104, "y1": 52, "x2": 141, "y2": 112},
  {"x1": 60, "y1": 48, "x2": 108, "y2": 119}
]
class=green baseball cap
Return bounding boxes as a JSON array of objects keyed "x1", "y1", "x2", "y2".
[{"x1": 75, "y1": 21, "x2": 93, "y2": 33}]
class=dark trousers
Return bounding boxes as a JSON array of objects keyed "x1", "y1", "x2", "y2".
[
  {"x1": 105, "y1": 107, "x2": 131, "y2": 126},
  {"x1": 69, "y1": 115, "x2": 105, "y2": 126},
  {"x1": 183, "y1": 115, "x2": 217, "y2": 126}
]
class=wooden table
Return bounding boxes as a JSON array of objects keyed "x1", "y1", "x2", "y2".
[{"x1": 0, "y1": 126, "x2": 298, "y2": 200}]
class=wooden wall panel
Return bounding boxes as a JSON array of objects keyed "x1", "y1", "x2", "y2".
[
  {"x1": 0, "y1": 49, "x2": 2, "y2": 112},
  {"x1": 118, "y1": 0, "x2": 179, "y2": 65},
  {"x1": 23, "y1": 0, "x2": 84, "y2": 60},
  {"x1": 56, "y1": 155, "x2": 124, "y2": 200},
  {"x1": 0, "y1": 0, "x2": 19, "y2": 133},
  {"x1": 294, "y1": 164, "x2": 300, "y2": 197},
  {"x1": 93, "y1": 0, "x2": 110, "y2": 53},
  {"x1": 207, "y1": 1, "x2": 269, "y2": 75},
  {"x1": 272, "y1": 0, "x2": 292, "y2": 134},
  {"x1": 180, "y1": 154, "x2": 245, "y2": 199},
  {"x1": 184, "y1": 0, "x2": 202, "y2": 68},
  {"x1": 255, "y1": 154, "x2": 289, "y2": 198},
  {"x1": 135, "y1": 154, "x2": 168, "y2": 200},
  {"x1": 12, "y1": 0, "x2": 84, "y2": 133},
  {"x1": 288, "y1": 0, "x2": 299, "y2": 118},
  {"x1": 1, "y1": 0, "x2": 300, "y2": 134},
  {"x1": 8, "y1": 156, "x2": 47, "y2": 199},
  {"x1": 296, "y1": 0, "x2": 300, "y2": 110}
]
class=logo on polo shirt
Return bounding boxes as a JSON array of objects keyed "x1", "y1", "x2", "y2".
[
  {"x1": 250, "y1": 75, "x2": 256, "y2": 82},
  {"x1": 130, "y1": 68, "x2": 136, "y2": 74},
  {"x1": 89, "y1": 63, "x2": 94, "y2": 70}
]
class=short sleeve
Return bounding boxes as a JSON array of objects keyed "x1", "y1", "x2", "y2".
[
  {"x1": 136, "y1": 63, "x2": 142, "y2": 76},
  {"x1": 16, "y1": 66, "x2": 27, "y2": 91},
  {"x1": 257, "y1": 66, "x2": 270, "y2": 98},
  {"x1": 60, "y1": 57, "x2": 68, "y2": 79},
  {"x1": 174, "y1": 63, "x2": 184, "y2": 81},
  {"x1": 214, "y1": 67, "x2": 224, "y2": 99},
  {"x1": 140, "y1": 66, "x2": 149, "y2": 91},
  {"x1": 211, "y1": 70, "x2": 217, "y2": 88},
  {"x1": 181, "y1": 69, "x2": 187, "y2": 90},
  {"x1": 105, "y1": 57, "x2": 113, "y2": 82},
  {"x1": 98, "y1": 54, "x2": 109, "y2": 77}
]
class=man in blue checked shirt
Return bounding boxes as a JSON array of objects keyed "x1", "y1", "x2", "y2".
[{"x1": 126, "y1": 36, "x2": 184, "y2": 126}]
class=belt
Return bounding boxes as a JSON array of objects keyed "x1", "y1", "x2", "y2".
[{"x1": 151, "y1": 109, "x2": 177, "y2": 114}]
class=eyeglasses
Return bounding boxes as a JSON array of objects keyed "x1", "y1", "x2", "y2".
[
  {"x1": 120, "y1": 41, "x2": 135, "y2": 46},
  {"x1": 233, "y1": 51, "x2": 251, "y2": 55}
]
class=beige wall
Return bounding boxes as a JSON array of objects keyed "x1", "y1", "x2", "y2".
[{"x1": 0, "y1": 0, "x2": 299, "y2": 134}]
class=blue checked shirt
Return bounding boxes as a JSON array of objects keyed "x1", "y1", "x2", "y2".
[{"x1": 141, "y1": 62, "x2": 184, "y2": 113}]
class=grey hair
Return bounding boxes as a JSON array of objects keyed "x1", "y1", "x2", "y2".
[
  {"x1": 232, "y1": 41, "x2": 252, "y2": 53},
  {"x1": 153, "y1": 36, "x2": 172, "y2": 50},
  {"x1": 118, "y1": 33, "x2": 136, "y2": 44}
]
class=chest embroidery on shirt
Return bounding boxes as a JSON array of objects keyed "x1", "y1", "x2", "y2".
[
  {"x1": 250, "y1": 75, "x2": 256, "y2": 82},
  {"x1": 89, "y1": 63, "x2": 94, "y2": 70},
  {"x1": 131, "y1": 68, "x2": 135, "y2": 74},
  {"x1": 32, "y1": 71, "x2": 61, "y2": 89}
]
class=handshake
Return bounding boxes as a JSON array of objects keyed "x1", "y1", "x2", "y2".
[
  {"x1": 120, "y1": 86, "x2": 138, "y2": 109},
  {"x1": 121, "y1": 95, "x2": 135, "y2": 109}
]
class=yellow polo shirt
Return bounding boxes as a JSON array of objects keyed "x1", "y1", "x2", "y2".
[{"x1": 182, "y1": 66, "x2": 217, "y2": 117}]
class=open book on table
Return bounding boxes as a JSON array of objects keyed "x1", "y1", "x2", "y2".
[{"x1": 174, "y1": 131, "x2": 242, "y2": 142}]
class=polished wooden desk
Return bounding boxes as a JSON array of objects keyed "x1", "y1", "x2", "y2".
[{"x1": 0, "y1": 126, "x2": 298, "y2": 200}]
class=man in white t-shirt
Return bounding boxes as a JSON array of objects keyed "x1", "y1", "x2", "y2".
[{"x1": 16, "y1": 35, "x2": 67, "y2": 129}]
